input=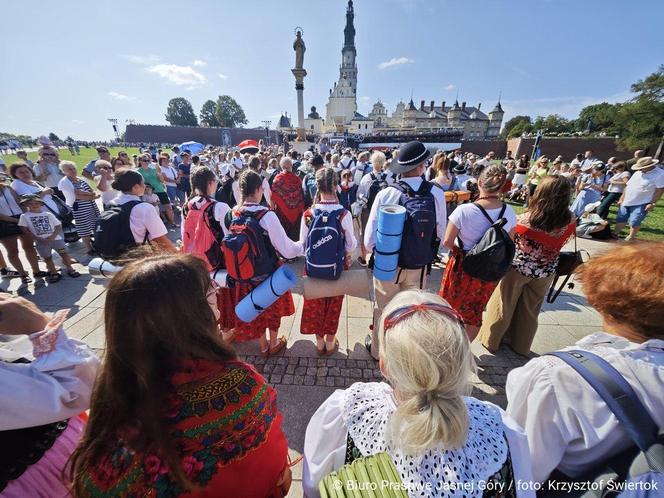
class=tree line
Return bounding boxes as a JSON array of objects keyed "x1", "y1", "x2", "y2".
[
  {"x1": 501, "y1": 65, "x2": 663, "y2": 151},
  {"x1": 165, "y1": 96, "x2": 248, "y2": 129}
]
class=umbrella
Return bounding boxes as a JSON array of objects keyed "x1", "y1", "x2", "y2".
[
  {"x1": 238, "y1": 139, "x2": 259, "y2": 155},
  {"x1": 179, "y1": 141, "x2": 204, "y2": 155}
]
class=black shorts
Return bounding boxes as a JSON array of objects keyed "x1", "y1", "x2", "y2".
[
  {"x1": 156, "y1": 192, "x2": 171, "y2": 205},
  {"x1": 0, "y1": 215, "x2": 21, "y2": 239}
]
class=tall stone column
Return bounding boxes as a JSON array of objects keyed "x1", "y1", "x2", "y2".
[{"x1": 291, "y1": 68, "x2": 307, "y2": 141}]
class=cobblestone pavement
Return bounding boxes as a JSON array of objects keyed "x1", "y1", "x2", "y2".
[{"x1": 5, "y1": 232, "x2": 615, "y2": 497}]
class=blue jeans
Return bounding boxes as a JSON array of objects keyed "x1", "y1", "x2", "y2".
[
  {"x1": 166, "y1": 185, "x2": 179, "y2": 204},
  {"x1": 616, "y1": 203, "x2": 648, "y2": 227}
]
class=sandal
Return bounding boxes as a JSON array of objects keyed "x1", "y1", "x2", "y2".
[
  {"x1": 325, "y1": 338, "x2": 339, "y2": 356},
  {"x1": 268, "y1": 336, "x2": 287, "y2": 356},
  {"x1": 33, "y1": 271, "x2": 49, "y2": 279},
  {"x1": 20, "y1": 274, "x2": 32, "y2": 284},
  {"x1": 316, "y1": 344, "x2": 326, "y2": 356},
  {"x1": 260, "y1": 347, "x2": 270, "y2": 358},
  {"x1": 357, "y1": 257, "x2": 367, "y2": 267},
  {"x1": 67, "y1": 269, "x2": 81, "y2": 278},
  {"x1": 47, "y1": 273, "x2": 62, "y2": 283},
  {"x1": 0, "y1": 268, "x2": 21, "y2": 278}
]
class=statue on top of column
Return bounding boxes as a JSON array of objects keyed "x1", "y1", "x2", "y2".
[{"x1": 293, "y1": 29, "x2": 305, "y2": 70}]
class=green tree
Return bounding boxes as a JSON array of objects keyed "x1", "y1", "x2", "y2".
[
  {"x1": 165, "y1": 97, "x2": 198, "y2": 126},
  {"x1": 215, "y1": 95, "x2": 248, "y2": 128},
  {"x1": 576, "y1": 102, "x2": 623, "y2": 134},
  {"x1": 616, "y1": 65, "x2": 664, "y2": 151},
  {"x1": 501, "y1": 115, "x2": 532, "y2": 138},
  {"x1": 200, "y1": 100, "x2": 221, "y2": 127},
  {"x1": 48, "y1": 132, "x2": 60, "y2": 142}
]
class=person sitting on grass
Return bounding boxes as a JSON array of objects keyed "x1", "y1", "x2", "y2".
[{"x1": 18, "y1": 195, "x2": 80, "y2": 283}]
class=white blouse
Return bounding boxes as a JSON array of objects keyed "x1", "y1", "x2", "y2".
[
  {"x1": 0, "y1": 310, "x2": 100, "y2": 430},
  {"x1": 506, "y1": 332, "x2": 664, "y2": 483},
  {"x1": 303, "y1": 382, "x2": 534, "y2": 498}
]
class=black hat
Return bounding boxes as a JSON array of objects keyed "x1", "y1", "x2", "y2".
[
  {"x1": 452, "y1": 162, "x2": 466, "y2": 174},
  {"x1": 96, "y1": 146, "x2": 109, "y2": 153},
  {"x1": 311, "y1": 154, "x2": 325, "y2": 167},
  {"x1": 393, "y1": 141, "x2": 430, "y2": 175}
]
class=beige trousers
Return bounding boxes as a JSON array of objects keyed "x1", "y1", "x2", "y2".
[
  {"x1": 478, "y1": 268, "x2": 554, "y2": 356},
  {"x1": 371, "y1": 267, "x2": 428, "y2": 359}
]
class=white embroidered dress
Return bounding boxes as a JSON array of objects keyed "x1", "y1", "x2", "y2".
[{"x1": 303, "y1": 382, "x2": 534, "y2": 498}]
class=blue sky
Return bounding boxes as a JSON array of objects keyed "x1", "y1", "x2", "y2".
[{"x1": 1, "y1": 0, "x2": 662, "y2": 141}]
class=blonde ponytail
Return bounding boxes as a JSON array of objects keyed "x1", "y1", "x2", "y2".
[{"x1": 379, "y1": 290, "x2": 474, "y2": 455}]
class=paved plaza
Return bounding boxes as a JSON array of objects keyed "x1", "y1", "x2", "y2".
[{"x1": 7, "y1": 234, "x2": 611, "y2": 496}]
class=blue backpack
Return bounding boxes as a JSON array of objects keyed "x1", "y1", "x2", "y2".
[
  {"x1": 304, "y1": 208, "x2": 346, "y2": 280},
  {"x1": 541, "y1": 350, "x2": 664, "y2": 498},
  {"x1": 394, "y1": 181, "x2": 437, "y2": 269}
]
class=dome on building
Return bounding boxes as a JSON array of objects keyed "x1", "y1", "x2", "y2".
[{"x1": 278, "y1": 113, "x2": 292, "y2": 128}]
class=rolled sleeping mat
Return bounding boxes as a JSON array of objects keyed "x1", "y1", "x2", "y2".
[
  {"x1": 373, "y1": 204, "x2": 406, "y2": 282},
  {"x1": 303, "y1": 269, "x2": 371, "y2": 300},
  {"x1": 210, "y1": 268, "x2": 229, "y2": 288},
  {"x1": 445, "y1": 190, "x2": 471, "y2": 203},
  {"x1": 88, "y1": 258, "x2": 123, "y2": 278},
  {"x1": 235, "y1": 266, "x2": 298, "y2": 323}
]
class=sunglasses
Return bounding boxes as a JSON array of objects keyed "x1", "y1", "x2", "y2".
[
  {"x1": 43, "y1": 153, "x2": 56, "y2": 157},
  {"x1": 119, "y1": 153, "x2": 128, "y2": 157},
  {"x1": 383, "y1": 302, "x2": 464, "y2": 332},
  {"x1": 140, "y1": 159, "x2": 149, "y2": 162}
]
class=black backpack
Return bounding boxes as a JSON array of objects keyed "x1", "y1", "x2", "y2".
[
  {"x1": 93, "y1": 201, "x2": 148, "y2": 260},
  {"x1": 394, "y1": 181, "x2": 437, "y2": 269},
  {"x1": 460, "y1": 203, "x2": 515, "y2": 282},
  {"x1": 367, "y1": 172, "x2": 388, "y2": 210},
  {"x1": 215, "y1": 176, "x2": 236, "y2": 207}
]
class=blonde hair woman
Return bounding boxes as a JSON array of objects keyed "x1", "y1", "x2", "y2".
[{"x1": 303, "y1": 290, "x2": 533, "y2": 498}]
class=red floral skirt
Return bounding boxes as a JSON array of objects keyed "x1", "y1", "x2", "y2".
[
  {"x1": 300, "y1": 296, "x2": 344, "y2": 336},
  {"x1": 439, "y1": 248, "x2": 498, "y2": 327},
  {"x1": 216, "y1": 287, "x2": 236, "y2": 331},
  {"x1": 231, "y1": 282, "x2": 295, "y2": 341}
]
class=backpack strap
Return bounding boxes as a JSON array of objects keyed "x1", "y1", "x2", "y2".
[
  {"x1": 545, "y1": 350, "x2": 659, "y2": 452},
  {"x1": 474, "y1": 203, "x2": 506, "y2": 226}
]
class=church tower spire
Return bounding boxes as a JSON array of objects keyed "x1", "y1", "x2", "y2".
[{"x1": 325, "y1": 0, "x2": 358, "y2": 130}]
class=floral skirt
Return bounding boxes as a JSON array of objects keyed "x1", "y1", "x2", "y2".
[
  {"x1": 216, "y1": 287, "x2": 236, "y2": 331},
  {"x1": 300, "y1": 296, "x2": 344, "y2": 336},
  {"x1": 439, "y1": 248, "x2": 499, "y2": 327},
  {"x1": 231, "y1": 282, "x2": 295, "y2": 341}
]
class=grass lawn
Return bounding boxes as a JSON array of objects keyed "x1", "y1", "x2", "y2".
[
  {"x1": 1, "y1": 146, "x2": 142, "y2": 176},
  {"x1": 505, "y1": 197, "x2": 664, "y2": 241}
]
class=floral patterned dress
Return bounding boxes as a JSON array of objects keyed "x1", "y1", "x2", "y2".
[{"x1": 78, "y1": 360, "x2": 289, "y2": 497}]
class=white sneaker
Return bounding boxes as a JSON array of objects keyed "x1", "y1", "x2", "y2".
[{"x1": 625, "y1": 235, "x2": 634, "y2": 242}]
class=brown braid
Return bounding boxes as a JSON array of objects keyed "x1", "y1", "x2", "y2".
[
  {"x1": 479, "y1": 164, "x2": 508, "y2": 193},
  {"x1": 238, "y1": 169, "x2": 263, "y2": 205},
  {"x1": 313, "y1": 167, "x2": 339, "y2": 205}
]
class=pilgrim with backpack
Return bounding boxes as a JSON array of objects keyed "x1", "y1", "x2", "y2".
[
  {"x1": 94, "y1": 169, "x2": 176, "y2": 260},
  {"x1": 221, "y1": 170, "x2": 303, "y2": 357},
  {"x1": 303, "y1": 154, "x2": 325, "y2": 208},
  {"x1": 181, "y1": 167, "x2": 235, "y2": 341},
  {"x1": 299, "y1": 168, "x2": 357, "y2": 356},
  {"x1": 439, "y1": 164, "x2": 516, "y2": 341},
  {"x1": 363, "y1": 141, "x2": 448, "y2": 359}
]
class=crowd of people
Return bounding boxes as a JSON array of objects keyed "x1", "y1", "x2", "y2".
[{"x1": 1, "y1": 138, "x2": 663, "y2": 497}]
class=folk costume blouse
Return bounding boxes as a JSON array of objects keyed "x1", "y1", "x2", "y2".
[
  {"x1": 78, "y1": 359, "x2": 290, "y2": 497},
  {"x1": 303, "y1": 382, "x2": 535, "y2": 498},
  {"x1": 511, "y1": 214, "x2": 576, "y2": 279}
]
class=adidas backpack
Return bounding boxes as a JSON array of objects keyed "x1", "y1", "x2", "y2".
[
  {"x1": 460, "y1": 203, "x2": 515, "y2": 282},
  {"x1": 182, "y1": 198, "x2": 225, "y2": 271},
  {"x1": 394, "y1": 181, "x2": 437, "y2": 269},
  {"x1": 221, "y1": 209, "x2": 278, "y2": 283},
  {"x1": 304, "y1": 208, "x2": 346, "y2": 280},
  {"x1": 93, "y1": 201, "x2": 147, "y2": 260}
]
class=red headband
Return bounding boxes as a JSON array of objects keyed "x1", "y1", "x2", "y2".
[{"x1": 383, "y1": 302, "x2": 465, "y2": 332}]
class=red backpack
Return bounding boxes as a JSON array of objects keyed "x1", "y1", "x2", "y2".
[
  {"x1": 182, "y1": 198, "x2": 224, "y2": 271},
  {"x1": 221, "y1": 208, "x2": 278, "y2": 283}
]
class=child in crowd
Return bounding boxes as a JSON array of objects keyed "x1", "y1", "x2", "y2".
[
  {"x1": 299, "y1": 168, "x2": 357, "y2": 355},
  {"x1": 223, "y1": 170, "x2": 303, "y2": 356},
  {"x1": 141, "y1": 183, "x2": 160, "y2": 215},
  {"x1": 18, "y1": 195, "x2": 80, "y2": 283}
]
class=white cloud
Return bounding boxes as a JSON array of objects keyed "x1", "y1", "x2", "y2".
[
  {"x1": 193, "y1": 59, "x2": 207, "y2": 67},
  {"x1": 378, "y1": 57, "x2": 414, "y2": 70},
  {"x1": 124, "y1": 54, "x2": 160, "y2": 65},
  {"x1": 107, "y1": 91, "x2": 136, "y2": 101},
  {"x1": 146, "y1": 64, "x2": 208, "y2": 89},
  {"x1": 444, "y1": 84, "x2": 456, "y2": 91},
  {"x1": 218, "y1": 73, "x2": 229, "y2": 80}
]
